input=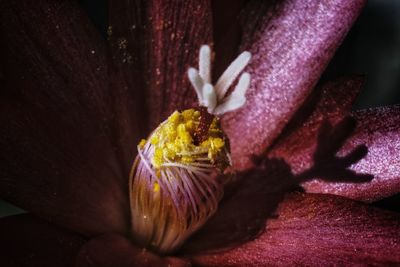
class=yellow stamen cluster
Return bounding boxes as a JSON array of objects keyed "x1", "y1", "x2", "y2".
[{"x1": 142, "y1": 109, "x2": 226, "y2": 169}]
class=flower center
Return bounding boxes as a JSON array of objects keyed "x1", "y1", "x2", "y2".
[
  {"x1": 142, "y1": 108, "x2": 229, "y2": 169},
  {"x1": 129, "y1": 45, "x2": 251, "y2": 254}
]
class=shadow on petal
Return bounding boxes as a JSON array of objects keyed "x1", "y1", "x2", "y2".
[
  {"x1": 304, "y1": 105, "x2": 400, "y2": 201},
  {"x1": 222, "y1": 0, "x2": 367, "y2": 170},
  {"x1": 182, "y1": 116, "x2": 373, "y2": 254}
]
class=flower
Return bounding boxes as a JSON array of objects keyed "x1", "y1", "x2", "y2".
[{"x1": 1, "y1": 0, "x2": 400, "y2": 266}]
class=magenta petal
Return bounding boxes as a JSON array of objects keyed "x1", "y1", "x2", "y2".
[
  {"x1": 0, "y1": 214, "x2": 85, "y2": 267},
  {"x1": 191, "y1": 193, "x2": 400, "y2": 266},
  {"x1": 0, "y1": 0, "x2": 129, "y2": 235},
  {"x1": 222, "y1": 0, "x2": 366, "y2": 170},
  {"x1": 304, "y1": 105, "x2": 400, "y2": 202},
  {"x1": 269, "y1": 76, "x2": 364, "y2": 173},
  {"x1": 109, "y1": 1, "x2": 213, "y2": 129},
  {"x1": 76, "y1": 234, "x2": 190, "y2": 267}
]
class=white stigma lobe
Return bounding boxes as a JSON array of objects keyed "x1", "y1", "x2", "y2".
[{"x1": 188, "y1": 45, "x2": 252, "y2": 116}]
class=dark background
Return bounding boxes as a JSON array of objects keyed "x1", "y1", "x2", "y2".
[{"x1": 1, "y1": 0, "x2": 399, "y2": 216}]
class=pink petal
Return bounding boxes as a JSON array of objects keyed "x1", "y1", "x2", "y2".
[
  {"x1": 0, "y1": 214, "x2": 85, "y2": 267},
  {"x1": 76, "y1": 234, "x2": 190, "y2": 267},
  {"x1": 222, "y1": 0, "x2": 366, "y2": 170},
  {"x1": 190, "y1": 193, "x2": 400, "y2": 266},
  {"x1": 0, "y1": 0, "x2": 130, "y2": 235},
  {"x1": 304, "y1": 105, "x2": 400, "y2": 202},
  {"x1": 269, "y1": 75, "x2": 364, "y2": 173},
  {"x1": 109, "y1": 1, "x2": 213, "y2": 129}
]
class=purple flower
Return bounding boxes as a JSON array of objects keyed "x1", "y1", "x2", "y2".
[{"x1": 1, "y1": 0, "x2": 400, "y2": 266}]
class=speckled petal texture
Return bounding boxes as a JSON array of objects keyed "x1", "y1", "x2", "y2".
[
  {"x1": 191, "y1": 193, "x2": 400, "y2": 266},
  {"x1": 222, "y1": 0, "x2": 366, "y2": 170},
  {"x1": 109, "y1": 0, "x2": 213, "y2": 129},
  {"x1": 268, "y1": 76, "x2": 363, "y2": 173},
  {"x1": 0, "y1": 0, "x2": 129, "y2": 235},
  {"x1": 0, "y1": 214, "x2": 85, "y2": 267},
  {"x1": 303, "y1": 105, "x2": 400, "y2": 202}
]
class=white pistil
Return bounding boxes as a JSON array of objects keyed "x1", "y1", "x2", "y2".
[
  {"x1": 188, "y1": 45, "x2": 252, "y2": 116},
  {"x1": 214, "y1": 72, "x2": 251, "y2": 115},
  {"x1": 215, "y1": 51, "x2": 251, "y2": 100},
  {"x1": 202, "y1": 83, "x2": 217, "y2": 113},
  {"x1": 199, "y1": 45, "x2": 211, "y2": 83},
  {"x1": 188, "y1": 68, "x2": 204, "y2": 104}
]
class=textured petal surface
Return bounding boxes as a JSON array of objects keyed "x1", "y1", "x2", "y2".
[
  {"x1": 109, "y1": 0, "x2": 213, "y2": 129},
  {"x1": 304, "y1": 106, "x2": 400, "y2": 202},
  {"x1": 0, "y1": 0, "x2": 129, "y2": 235},
  {"x1": 76, "y1": 234, "x2": 190, "y2": 267},
  {"x1": 269, "y1": 75, "x2": 364, "y2": 173},
  {"x1": 222, "y1": 0, "x2": 366, "y2": 170},
  {"x1": 0, "y1": 214, "x2": 85, "y2": 267},
  {"x1": 190, "y1": 193, "x2": 400, "y2": 266}
]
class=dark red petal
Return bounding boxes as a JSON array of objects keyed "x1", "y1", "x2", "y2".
[
  {"x1": 76, "y1": 234, "x2": 191, "y2": 267},
  {"x1": 0, "y1": 0, "x2": 129, "y2": 235},
  {"x1": 190, "y1": 193, "x2": 400, "y2": 266},
  {"x1": 109, "y1": 1, "x2": 213, "y2": 129},
  {"x1": 182, "y1": 157, "x2": 299, "y2": 254},
  {"x1": 211, "y1": 0, "x2": 247, "y2": 78},
  {"x1": 269, "y1": 75, "x2": 364, "y2": 174},
  {"x1": 304, "y1": 105, "x2": 400, "y2": 202},
  {"x1": 222, "y1": 0, "x2": 366, "y2": 170},
  {"x1": 0, "y1": 214, "x2": 85, "y2": 267}
]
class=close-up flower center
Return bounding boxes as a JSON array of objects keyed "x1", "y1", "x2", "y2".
[
  {"x1": 2, "y1": 1, "x2": 400, "y2": 266},
  {"x1": 129, "y1": 45, "x2": 251, "y2": 254}
]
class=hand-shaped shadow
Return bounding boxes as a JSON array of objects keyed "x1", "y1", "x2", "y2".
[
  {"x1": 298, "y1": 117, "x2": 373, "y2": 183},
  {"x1": 182, "y1": 116, "x2": 373, "y2": 255}
]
